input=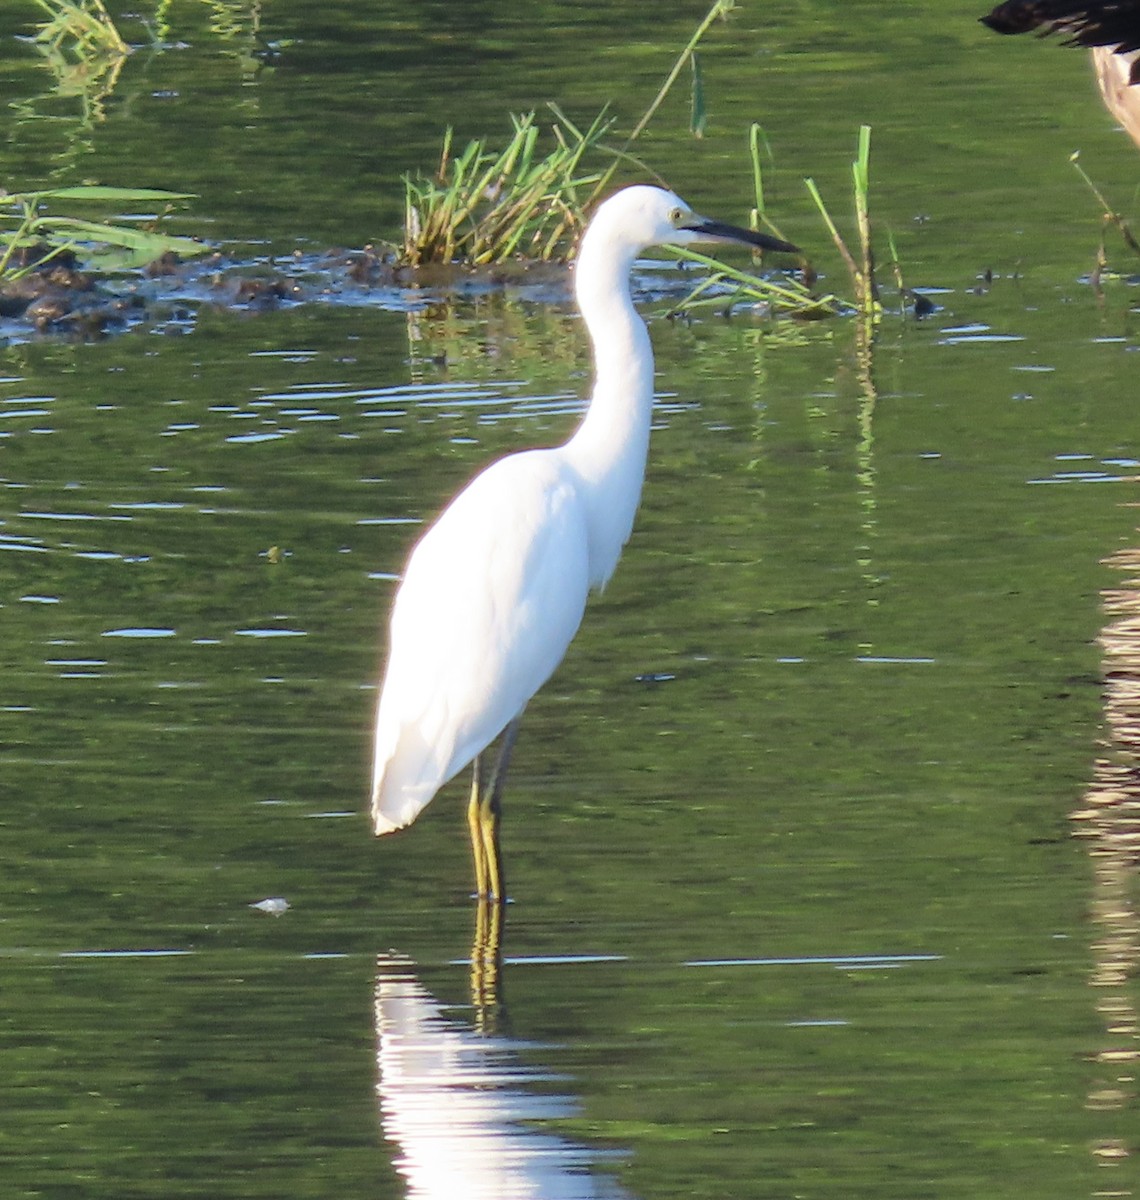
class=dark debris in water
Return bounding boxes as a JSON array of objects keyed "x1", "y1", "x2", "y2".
[
  {"x1": 0, "y1": 242, "x2": 804, "y2": 343},
  {"x1": 0, "y1": 243, "x2": 578, "y2": 344}
]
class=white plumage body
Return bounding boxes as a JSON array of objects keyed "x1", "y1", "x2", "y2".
[
  {"x1": 370, "y1": 451, "x2": 592, "y2": 832},
  {"x1": 367, "y1": 185, "x2": 797, "y2": 881}
]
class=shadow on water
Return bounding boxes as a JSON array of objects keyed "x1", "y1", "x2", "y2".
[
  {"x1": 375, "y1": 905, "x2": 635, "y2": 1200},
  {"x1": 1073, "y1": 533, "x2": 1140, "y2": 1177}
]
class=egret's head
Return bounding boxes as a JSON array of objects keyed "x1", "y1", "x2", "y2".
[{"x1": 589, "y1": 185, "x2": 799, "y2": 256}]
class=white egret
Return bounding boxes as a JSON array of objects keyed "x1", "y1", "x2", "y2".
[
  {"x1": 981, "y1": 2, "x2": 1140, "y2": 149},
  {"x1": 370, "y1": 185, "x2": 798, "y2": 901}
]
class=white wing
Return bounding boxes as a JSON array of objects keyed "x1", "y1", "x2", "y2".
[{"x1": 371, "y1": 448, "x2": 591, "y2": 833}]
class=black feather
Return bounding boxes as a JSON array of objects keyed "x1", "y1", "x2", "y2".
[{"x1": 981, "y1": 1, "x2": 1140, "y2": 62}]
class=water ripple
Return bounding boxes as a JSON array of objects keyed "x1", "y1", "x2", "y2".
[
  {"x1": 102, "y1": 627, "x2": 177, "y2": 639},
  {"x1": 684, "y1": 954, "x2": 942, "y2": 969}
]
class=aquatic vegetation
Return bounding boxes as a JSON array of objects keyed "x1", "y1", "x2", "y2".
[
  {"x1": 399, "y1": 1, "x2": 832, "y2": 320},
  {"x1": 24, "y1": 0, "x2": 129, "y2": 126},
  {"x1": 665, "y1": 122, "x2": 840, "y2": 319},
  {"x1": 400, "y1": 108, "x2": 613, "y2": 268},
  {"x1": 0, "y1": 185, "x2": 205, "y2": 281},
  {"x1": 621, "y1": 0, "x2": 737, "y2": 148},
  {"x1": 0, "y1": 185, "x2": 211, "y2": 336},
  {"x1": 400, "y1": 0, "x2": 738, "y2": 269},
  {"x1": 805, "y1": 125, "x2": 879, "y2": 314},
  {"x1": 1069, "y1": 150, "x2": 1140, "y2": 273},
  {"x1": 663, "y1": 243, "x2": 836, "y2": 319},
  {"x1": 31, "y1": 0, "x2": 127, "y2": 59}
]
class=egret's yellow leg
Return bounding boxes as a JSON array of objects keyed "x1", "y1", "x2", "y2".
[
  {"x1": 466, "y1": 751, "x2": 502, "y2": 901},
  {"x1": 467, "y1": 758, "x2": 490, "y2": 900},
  {"x1": 465, "y1": 719, "x2": 520, "y2": 903}
]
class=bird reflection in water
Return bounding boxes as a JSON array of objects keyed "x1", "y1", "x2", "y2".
[
  {"x1": 469, "y1": 896, "x2": 504, "y2": 1022},
  {"x1": 374, "y1": 943, "x2": 632, "y2": 1199},
  {"x1": 1070, "y1": 539, "x2": 1140, "y2": 1172}
]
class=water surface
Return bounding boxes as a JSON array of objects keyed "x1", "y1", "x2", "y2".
[{"x1": 1, "y1": 2, "x2": 1138, "y2": 1197}]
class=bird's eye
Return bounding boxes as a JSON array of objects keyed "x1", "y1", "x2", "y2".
[{"x1": 670, "y1": 207, "x2": 685, "y2": 226}]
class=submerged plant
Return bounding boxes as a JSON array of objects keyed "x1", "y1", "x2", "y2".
[{"x1": 0, "y1": 185, "x2": 206, "y2": 280}]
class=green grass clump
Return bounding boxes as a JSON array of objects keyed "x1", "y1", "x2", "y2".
[
  {"x1": 667, "y1": 122, "x2": 847, "y2": 319},
  {"x1": 665, "y1": 244, "x2": 836, "y2": 319},
  {"x1": 398, "y1": 0, "x2": 831, "y2": 320},
  {"x1": 400, "y1": 0, "x2": 737, "y2": 268},
  {"x1": 401, "y1": 108, "x2": 612, "y2": 268}
]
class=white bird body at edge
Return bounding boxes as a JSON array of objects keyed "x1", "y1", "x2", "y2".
[
  {"x1": 1094, "y1": 43, "x2": 1140, "y2": 147},
  {"x1": 368, "y1": 185, "x2": 798, "y2": 897}
]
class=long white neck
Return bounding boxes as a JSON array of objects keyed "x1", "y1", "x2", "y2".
[{"x1": 563, "y1": 222, "x2": 655, "y2": 590}]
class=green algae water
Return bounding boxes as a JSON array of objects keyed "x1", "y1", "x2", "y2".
[{"x1": 1, "y1": 1, "x2": 1138, "y2": 1196}]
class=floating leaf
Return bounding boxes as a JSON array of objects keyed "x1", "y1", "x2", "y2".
[
  {"x1": 1, "y1": 187, "x2": 204, "y2": 279},
  {"x1": 30, "y1": 186, "x2": 196, "y2": 203},
  {"x1": 32, "y1": 215, "x2": 203, "y2": 255}
]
